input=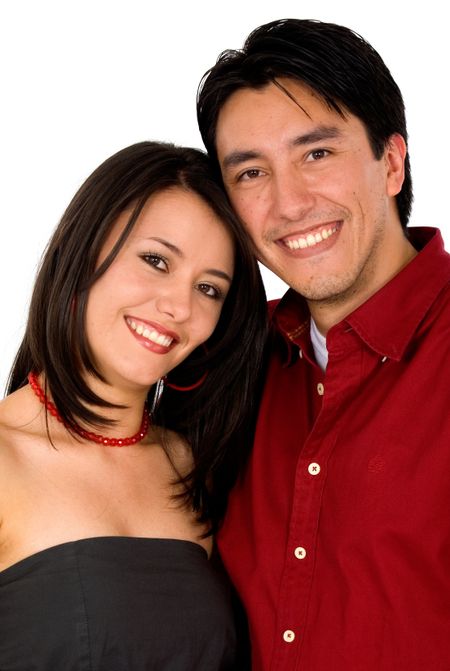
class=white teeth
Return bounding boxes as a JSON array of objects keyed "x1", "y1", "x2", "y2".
[
  {"x1": 285, "y1": 225, "x2": 338, "y2": 250},
  {"x1": 127, "y1": 319, "x2": 173, "y2": 347}
]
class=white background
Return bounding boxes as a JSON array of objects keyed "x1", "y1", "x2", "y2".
[{"x1": 1, "y1": 1, "x2": 448, "y2": 392}]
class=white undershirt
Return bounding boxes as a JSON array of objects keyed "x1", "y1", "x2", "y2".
[{"x1": 310, "y1": 318, "x2": 328, "y2": 371}]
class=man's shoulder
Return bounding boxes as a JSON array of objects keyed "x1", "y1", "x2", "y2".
[
  {"x1": 425, "y1": 276, "x2": 450, "y2": 331},
  {"x1": 267, "y1": 298, "x2": 281, "y2": 319}
]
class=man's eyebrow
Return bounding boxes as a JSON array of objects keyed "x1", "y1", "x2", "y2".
[
  {"x1": 221, "y1": 126, "x2": 343, "y2": 171},
  {"x1": 291, "y1": 125, "x2": 343, "y2": 147},
  {"x1": 222, "y1": 150, "x2": 262, "y2": 170}
]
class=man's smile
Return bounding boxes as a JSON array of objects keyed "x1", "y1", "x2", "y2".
[{"x1": 281, "y1": 221, "x2": 342, "y2": 251}]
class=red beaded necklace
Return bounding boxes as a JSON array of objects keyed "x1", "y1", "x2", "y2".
[{"x1": 28, "y1": 372, "x2": 150, "y2": 447}]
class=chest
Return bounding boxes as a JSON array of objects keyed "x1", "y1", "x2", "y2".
[
  {"x1": 219, "y1": 329, "x2": 450, "y2": 670},
  {"x1": 257, "y1": 330, "x2": 449, "y2": 500},
  {"x1": 0, "y1": 440, "x2": 204, "y2": 570}
]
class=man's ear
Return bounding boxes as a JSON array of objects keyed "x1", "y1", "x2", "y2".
[{"x1": 385, "y1": 133, "x2": 407, "y2": 197}]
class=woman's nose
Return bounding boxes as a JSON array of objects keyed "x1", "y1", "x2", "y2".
[{"x1": 155, "y1": 285, "x2": 192, "y2": 323}]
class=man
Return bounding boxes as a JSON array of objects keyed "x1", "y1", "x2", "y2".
[{"x1": 197, "y1": 19, "x2": 450, "y2": 670}]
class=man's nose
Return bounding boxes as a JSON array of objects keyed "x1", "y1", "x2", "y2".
[{"x1": 271, "y1": 167, "x2": 315, "y2": 221}]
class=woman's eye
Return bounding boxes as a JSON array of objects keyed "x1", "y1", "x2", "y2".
[
  {"x1": 197, "y1": 283, "x2": 221, "y2": 300},
  {"x1": 141, "y1": 254, "x2": 168, "y2": 271}
]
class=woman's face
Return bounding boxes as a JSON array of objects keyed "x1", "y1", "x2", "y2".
[{"x1": 85, "y1": 187, "x2": 235, "y2": 395}]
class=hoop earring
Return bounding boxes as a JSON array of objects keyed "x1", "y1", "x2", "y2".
[
  {"x1": 165, "y1": 370, "x2": 208, "y2": 392},
  {"x1": 165, "y1": 344, "x2": 209, "y2": 392},
  {"x1": 150, "y1": 378, "x2": 165, "y2": 415}
]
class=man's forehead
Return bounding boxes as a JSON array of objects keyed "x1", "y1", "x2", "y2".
[
  {"x1": 215, "y1": 80, "x2": 352, "y2": 161},
  {"x1": 218, "y1": 77, "x2": 341, "y2": 116}
]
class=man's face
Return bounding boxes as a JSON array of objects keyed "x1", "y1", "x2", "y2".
[{"x1": 215, "y1": 79, "x2": 408, "y2": 310}]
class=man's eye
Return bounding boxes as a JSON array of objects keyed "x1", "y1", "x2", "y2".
[
  {"x1": 237, "y1": 168, "x2": 263, "y2": 181},
  {"x1": 307, "y1": 149, "x2": 329, "y2": 161},
  {"x1": 141, "y1": 254, "x2": 168, "y2": 271}
]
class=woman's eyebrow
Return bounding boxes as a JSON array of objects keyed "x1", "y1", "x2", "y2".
[
  {"x1": 145, "y1": 236, "x2": 232, "y2": 283},
  {"x1": 145, "y1": 236, "x2": 183, "y2": 256}
]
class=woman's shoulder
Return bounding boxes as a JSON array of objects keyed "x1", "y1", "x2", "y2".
[
  {"x1": 0, "y1": 389, "x2": 39, "y2": 532},
  {"x1": 0, "y1": 386, "x2": 45, "y2": 459},
  {"x1": 0, "y1": 385, "x2": 31, "y2": 424}
]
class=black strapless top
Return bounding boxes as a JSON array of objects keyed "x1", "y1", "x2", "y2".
[{"x1": 0, "y1": 537, "x2": 239, "y2": 670}]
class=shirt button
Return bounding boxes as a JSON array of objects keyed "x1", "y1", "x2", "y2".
[
  {"x1": 308, "y1": 462, "x2": 321, "y2": 475},
  {"x1": 294, "y1": 546, "x2": 307, "y2": 559},
  {"x1": 317, "y1": 382, "x2": 324, "y2": 395},
  {"x1": 283, "y1": 629, "x2": 296, "y2": 643}
]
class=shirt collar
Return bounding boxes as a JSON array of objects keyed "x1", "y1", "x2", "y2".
[{"x1": 272, "y1": 227, "x2": 450, "y2": 363}]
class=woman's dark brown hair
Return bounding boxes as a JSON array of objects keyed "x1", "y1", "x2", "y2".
[{"x1": 8, "y1": 141, "x2": 268, "y2": 530}]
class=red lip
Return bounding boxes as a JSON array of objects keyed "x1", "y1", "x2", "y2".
[
  {"x1": 124, "y1": 316, "x2": 180, "y2": 355},
  {"x1": 125, "y1": 316, "x2": 180, "y2": 342}
]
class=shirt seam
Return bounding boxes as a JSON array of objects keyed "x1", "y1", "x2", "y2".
[{"x1": 74, "y1": 549, "x2": 93, "y2": 671}]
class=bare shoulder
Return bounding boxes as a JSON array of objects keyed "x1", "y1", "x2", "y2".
[
  {"x1": 0, "y1": 384, "x2": 38, "y2": 423},
  {"x1": 0, "y1": 386, "x2": 44, "y2": 463},
  {"x1": 0, "y1": 388, "x2": 40, "y2": 532}
]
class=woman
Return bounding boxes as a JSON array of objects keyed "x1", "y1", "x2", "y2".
[{"x1": 0, "y1": 141, "x2": 267, "y2": 669}]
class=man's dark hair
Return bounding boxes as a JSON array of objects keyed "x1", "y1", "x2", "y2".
[
  {"x1": 8, "y1": 141, "x2": 268, "y2": 530},
  {"x1": 197, "y1": 18, "x2": 413, "y2": 227}
]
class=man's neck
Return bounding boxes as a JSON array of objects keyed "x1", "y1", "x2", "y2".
[{"x1": 308, "y1": 235, "x2": 417, "y2": 336}]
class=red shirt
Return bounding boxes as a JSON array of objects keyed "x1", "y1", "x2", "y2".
[{"x1": 218, "y1": 228, "x2": 450, "y2": 670}]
